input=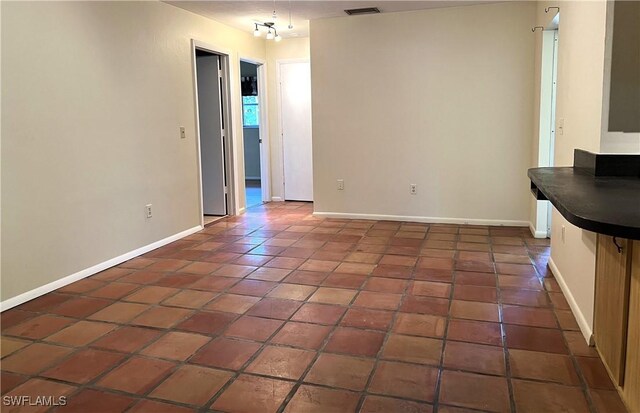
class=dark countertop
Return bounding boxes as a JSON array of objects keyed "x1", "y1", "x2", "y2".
[{"x1": 528, "y1": 167, "x2": 640, "y2": 240}]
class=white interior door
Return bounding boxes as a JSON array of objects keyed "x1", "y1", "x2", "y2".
[
  {"x1": 196, "y1": 53, "x2": 227, "y2": 215},
  {"x1": 280, "y1": 61, "x2": 313, "y2": 202}
]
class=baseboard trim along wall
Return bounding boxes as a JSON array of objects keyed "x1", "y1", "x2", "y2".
[
  {"x1": 271, "y1": 196, "x2": 283, "y2": 202},
  {"x1": 548, "y1": 256, "x2": 594, "y2": 344},
  {"x1": 529, "y1": 222, "x2": 549, "y2": 239},
  {"x1": 313, "y1": 211, "x2": 529, "y2": 227},
  {"x1": 0, "y1": 225, "x2": 203, "y2": 312}
]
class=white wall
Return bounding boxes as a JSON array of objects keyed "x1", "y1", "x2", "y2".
[
  {"x1": 1, "y1": 1, "x2": 266, "y2": 303},
  {"x1": 309, "y1": 2, "x2": 536, "y2": 224},
  {"x1": 545, "y1": 0, "x2": 608, "y2": 341},
  {"x1": 265, "y1": 37, "x2": 310, "y2": 201}
]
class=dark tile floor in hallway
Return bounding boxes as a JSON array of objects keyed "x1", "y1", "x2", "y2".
[{"x1": 0, "y1": 202, "x2": 628, "y2": 413}]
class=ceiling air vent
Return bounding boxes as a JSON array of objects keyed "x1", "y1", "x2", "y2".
[{"x1": 344, "y1": 7, "x2": 381, "y2": 15}]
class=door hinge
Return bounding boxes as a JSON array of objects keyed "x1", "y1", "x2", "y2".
[{"x1": 224, "y1": 186, "x2": 228, "y2": 194}]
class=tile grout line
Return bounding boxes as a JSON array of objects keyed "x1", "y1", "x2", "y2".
[
  {"x1": 498, "y1": 239, "x2": 518, "y2": 413},
  {"x1": 431, "y1": 229, "x2": 457, "y2": 413}
]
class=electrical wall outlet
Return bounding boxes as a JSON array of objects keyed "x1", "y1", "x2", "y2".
[
  {"x1": 557, "y1": 118, "x2": 564, "y2": 135},
  {"x1": 337, "y1": 179, "x2": 344, "y2": 190},
  {"x1": 179, "y1": 126, "x2": 186, "y2": 139},
  {"x1": 145, "y1": 204, "x2": 153, "y2": 219},
  {"x1": 410, "y1": 184, "x2": 417, "y2": 195}
]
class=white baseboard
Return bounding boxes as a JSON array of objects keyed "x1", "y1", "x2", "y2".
[
  {"x1": 548, "y1": 257, "x2": 594, "y2": 344},
  {"x1": 271, "y1": 196, "x2": 283, "y2": 202},
  {"x1": 238, "y1": 207, "x2": 246, "y2": 215},
  {"x1": 313, "y1": 211, "x2": 529, "y2": 227},
  {"x1": 0, "y1": 225, "x2": 203, "y2": 312},
  {"x1": 529, "y1": 222, "x2": 548, "y2": 239}
]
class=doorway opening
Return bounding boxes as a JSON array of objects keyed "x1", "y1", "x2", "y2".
[
  {"x1": 241, "y1": 61, "x2": 263, "y2": 209},
  {"x1": 193, "y1": 41, "x2": 236, "y2": 226},
  {"x1": 278, "y1": 59, "x2": 313, "y2": 202},
  {"x1": 534, "y1": 28, "x2": 559, "y2": 238}
]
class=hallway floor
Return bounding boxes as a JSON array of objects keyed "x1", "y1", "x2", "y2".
[
  {"x1": 1, "y1": 202, "x2": 627, "y2": 413},
  {"x1": 245, "y1": 180, "x2": 262, "y2": 209}
]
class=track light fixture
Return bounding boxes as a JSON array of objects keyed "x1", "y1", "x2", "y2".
[{"x1": 253, "y1": 22, "x2": 281, "y2": 41}]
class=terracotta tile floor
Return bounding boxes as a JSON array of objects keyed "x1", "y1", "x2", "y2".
[{"x1": 1, "y1": 202, "x2": 629, "y2": 413}]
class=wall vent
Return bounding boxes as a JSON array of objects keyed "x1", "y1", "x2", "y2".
[{"x1": 344, "y1": 7, "x2": 381, "y2": 15}]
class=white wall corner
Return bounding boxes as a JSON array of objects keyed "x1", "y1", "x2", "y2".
[
  {"x1": 529, "y1": 222, "x2": 548, "y2": 239},
  {"x1": 0, "y1": 225, "x2": 203, "y2": 312},
  {"x1": 548, "y1": 256, "x2": 594, "y2": 345}
]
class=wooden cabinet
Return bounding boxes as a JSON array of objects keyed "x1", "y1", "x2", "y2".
[
  {"x1": 594, "y1": 237, "x2": 639, "y2": 411},
  {"x1": 622, "y1": 244, "x2": 640, "y2": 412},
  {"x1": 594, "y1": 235, "x2": 632, "y2": 384}
]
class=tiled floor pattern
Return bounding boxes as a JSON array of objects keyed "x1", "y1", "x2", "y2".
[{"x1": 1, "y1": 202, "x2": 629, "y2": 413}]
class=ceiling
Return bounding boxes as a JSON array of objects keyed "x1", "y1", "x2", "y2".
[{"x1": 166, "y1": 1, "x2": 500, "y2": 38}]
